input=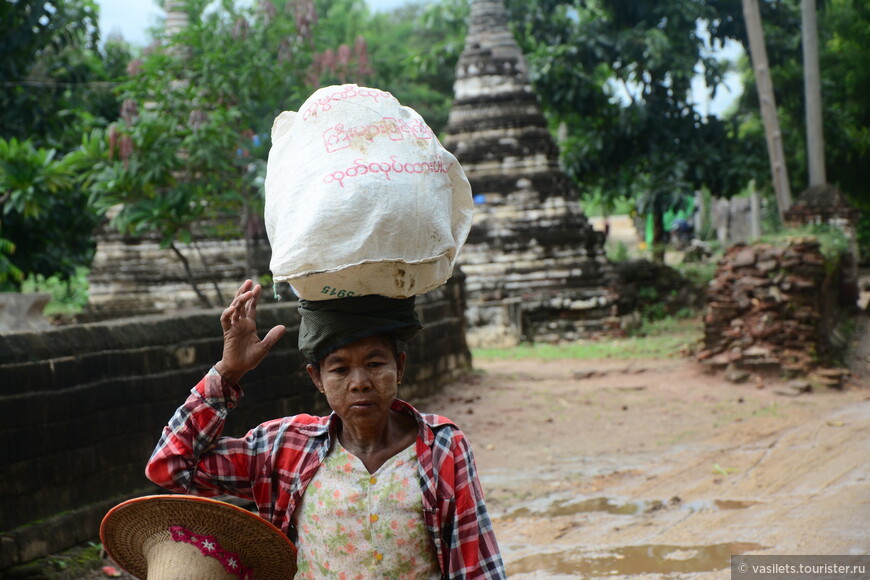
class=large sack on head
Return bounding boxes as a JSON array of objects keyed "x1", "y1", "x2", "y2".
[{"x1": 264, "y1": 84, "x2": 473, "y2": 300}]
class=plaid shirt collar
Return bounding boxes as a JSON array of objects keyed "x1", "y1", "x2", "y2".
[{"x1": 311, "y1": 398, "x2": 456, "y2": 445}]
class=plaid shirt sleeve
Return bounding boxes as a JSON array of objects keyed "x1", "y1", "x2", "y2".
[
  {"x1": 145, "y1": 369, "x2": 280, "y2": 499},
  {"x1": 146, "y1": 369, "x2": 332, "y2": 537},
  {"x1": 422, "y1": 418, "x2": 506, "y2": 580}
]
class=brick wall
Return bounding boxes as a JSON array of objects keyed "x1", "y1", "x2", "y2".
[{"x1": 0, "y1": 276, "x2": 471, "y2": 570}]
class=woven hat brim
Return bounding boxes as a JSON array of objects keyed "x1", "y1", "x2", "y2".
[{"x1": 100, "y1": 495, "x2": 297, "y2": 579}]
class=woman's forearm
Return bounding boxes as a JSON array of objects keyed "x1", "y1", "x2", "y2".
[{"x1": 145, "y1": 369, "x2": 246, "y2": 495}]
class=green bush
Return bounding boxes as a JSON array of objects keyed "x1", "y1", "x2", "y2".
[
  {"x1": 675, "y1": 261, "x2": 719, "y2": 289},
  {"x1": 606, "y1": 240, "x2": 630, "y2": 262},
  {"x1": 20, "y1": 267, "x2": 89, "y2": 316}
]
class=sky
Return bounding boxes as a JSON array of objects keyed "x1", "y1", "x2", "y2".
[
  {"x1": 97, "y1": 0, "x2": 412, "y2": 45},
  {"x1": 96, "y1": 0, "x2": 742, "y2": 116}
]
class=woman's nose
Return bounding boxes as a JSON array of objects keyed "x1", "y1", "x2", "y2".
[{"x1": 347, "y1": 367, "x2": 372, "y2": 391}]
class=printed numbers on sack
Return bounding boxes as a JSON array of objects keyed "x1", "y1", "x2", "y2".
[{"x1": 321, "y1": 286, "x2": 355, "y2": 298}]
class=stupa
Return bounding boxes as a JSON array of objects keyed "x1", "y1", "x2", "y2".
[{"x1": 444, "y1": 0, "x2": 620, "y2": 346}]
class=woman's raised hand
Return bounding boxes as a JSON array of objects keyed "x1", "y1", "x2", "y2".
[{"x1": 214, "y1": 280, "x2": 286, "y2": 384}]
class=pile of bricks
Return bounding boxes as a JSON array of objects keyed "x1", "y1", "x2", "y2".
[{"x1": 698, "y1": 238, "x2": 848, "y2": 387}]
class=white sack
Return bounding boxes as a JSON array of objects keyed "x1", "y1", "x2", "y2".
[{"x1": 264, "y1": 84, "x2": 473, "y2": 300}]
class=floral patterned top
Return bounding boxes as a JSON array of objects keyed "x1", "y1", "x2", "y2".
[{"x1": 293, "y1": 440, "x2": 441, "y2": 579}]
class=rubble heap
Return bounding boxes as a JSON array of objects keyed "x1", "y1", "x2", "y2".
[{"x1": 698, "y1": 239, "x2": 850, "y2": 387}]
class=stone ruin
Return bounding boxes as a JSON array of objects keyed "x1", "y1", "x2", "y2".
[
  {"x1": 698, "y1": 238, "x2": 853, "y2": 388},
  {"x1": 784, "y1": 184, "x2": 861, "y2": 231},
  {"x1": 785, "y1": 184, "x2": 861, "y2": 305},
  {"x1": 86, "y1": 221, "x2": 271, "y2": 320},
  {"x1": 443, "y1": 0, "x2": 620, "y2": 347}
]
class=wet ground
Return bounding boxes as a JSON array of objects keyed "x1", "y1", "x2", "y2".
[{"x1": 421, "y1": 323, "x2": 870, "y2": 579}]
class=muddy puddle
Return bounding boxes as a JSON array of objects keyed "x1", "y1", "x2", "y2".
[
  {"x1": 501, "y1": 496, "x2": 758, "y2": 519},
  {"x1": 508, "y1": 542, "x2": 765, "y2": 576}
]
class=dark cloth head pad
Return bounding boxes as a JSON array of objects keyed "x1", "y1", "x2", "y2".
[{"x1": 298, "y1": 295, "x2": 422, "y2": 363}]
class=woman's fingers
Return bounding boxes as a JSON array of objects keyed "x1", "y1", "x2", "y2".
[
  {"x1": 246, "y1": 284, "x2": 262, "y2": 319},
  {"x1": 227, "y1": 280, "x2": 254, "y2": 323},
  {"x1": 222, "y1": 282, "x2": 258, "y2": 331},
  {"x1": 221, "y1": 280, "x2": 266, "y2": 336},
  {"x1": 235, "y1": 279, "x2": 253, "y2": 297},
  {"x1": 218, "y1": 282, "x2": 281, "y2": 377},
  {"x1": 220, "y1": 300, "x2": 240, "y2": 331},
  {"x1": 261, "y1": 325, "x2": 286, "y2": 350}
]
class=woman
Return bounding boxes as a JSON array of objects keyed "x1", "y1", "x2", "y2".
[{"x1": 146, "y1": 280, "x2": 506, "y2": 579}]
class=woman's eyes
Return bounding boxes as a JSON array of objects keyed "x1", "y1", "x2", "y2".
[{"x1": 326, "y1": 361, "x2": 387, "y2": 374}]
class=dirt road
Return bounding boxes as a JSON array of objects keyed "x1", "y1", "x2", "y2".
[{"x1": 424, "y1": 340, "x2": 870, "y2": 578}]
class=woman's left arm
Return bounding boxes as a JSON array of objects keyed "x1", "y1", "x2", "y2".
[{"x1": 443, "y1": 431, "x2": 507, "y2": 580}]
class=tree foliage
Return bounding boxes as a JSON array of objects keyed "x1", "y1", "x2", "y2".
[
  {"x1": 734, "y1": 0, "x2": 868, "y2": 197},
  {"x1": 0, "y1": 137, "x2": 100, "y2": 290},
  {"x1": 495, "y1": 0, "x2": 753, "y2": 259},
  {"x1": 0, "y1": 0, "x2": 129, "y2": 289},
  {"x1": 0, "y1": 0, "x2": 130, "y2": 148},
  {"x1": 820, "y1": 0, "x2": 870, "y2": 198},
  {"x1": 86, "y1": 0, "x2": 317, "y2": 305},
  {"x1": 728, "y1": 0, "x2": 869, "y2": 251}
]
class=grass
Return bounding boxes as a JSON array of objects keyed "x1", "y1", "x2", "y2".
[
  {"x1": 472, "y1": 316, "x2": 702, "y2": 361},
  {"x1": 37, "y1": 541, "x2": 104, "y2": 576},
  {"x1": 760, "y1": 223, "x2": 851, "y2": 263}
]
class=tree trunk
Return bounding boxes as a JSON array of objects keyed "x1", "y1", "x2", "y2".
[
  {"x1": 742, "y1": 0, "x2": 793, "y2": 219},
  {"x1": 192, "y1": 240, "x2": 225, "y2": 305},
  {"x1": 802, "y1": 0, "x2": 826, "y2": 186},
  {"x1": 169, "y1": 242, "x2": 212, "y2": 308}
]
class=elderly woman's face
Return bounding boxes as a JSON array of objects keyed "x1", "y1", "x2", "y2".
[{"x1": 306, "y1": 335, "x2": 405, "y2": 425}]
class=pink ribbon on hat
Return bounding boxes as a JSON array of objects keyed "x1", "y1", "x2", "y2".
[{"x1": 168, "y1": 525, "x2": 253, "y2": 579}]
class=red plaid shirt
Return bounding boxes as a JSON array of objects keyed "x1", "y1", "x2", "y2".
[{"x1": 146, "y1": 369, "x2": 505, "y2": 579}]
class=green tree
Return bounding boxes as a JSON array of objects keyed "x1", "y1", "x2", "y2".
[
  {"x1": 503, "y1": 0, "x2": 751, "y2": 261},
  {"x1": 297, "y1": 0, "x2": 467, "y2": 134},
  {"x1": 732, "y1": 0, "x2": 869, "y2": 251},
  {"x1": 88, "y1": 0, "x2": 312, "y2": 306},
  {"x1": 0, "y1": 0, "x2": 130, "y2": 148},
  {"x1": 823, "y1": 0, "x2": 870, "y2": 254},
  {"x1": 0, "y1": 0, "x2": 128, "y2": 288},
  {"x1": 0, "y1": 137, "x2": 100, "y2": 290},
  {"x1": 820, "y1": 0, "x2": 870, "y2": 198}
]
